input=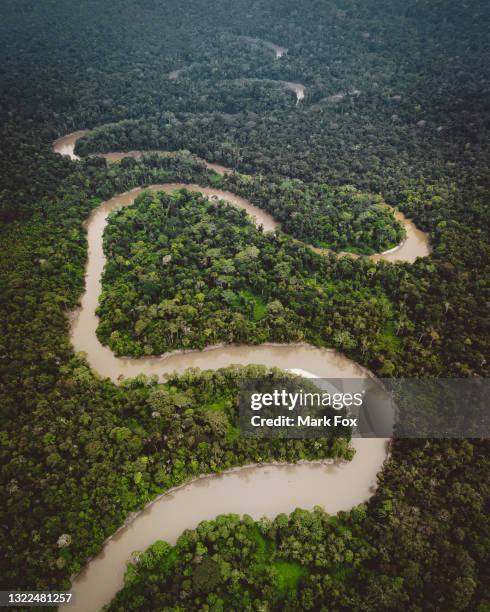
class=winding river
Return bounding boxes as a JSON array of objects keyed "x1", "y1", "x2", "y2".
[
  {"x1": 52, "y1": 114, "x2": 428, "y2": 609},
  {"x1": 285, "y1": 81, "x2": 305, "y2": 103},
  {"x1": 53, "y1": 131, "x2": 430, "y2": 264},
  {"x1": 165, "y1": 38, "x2": 302, "y2": 103},
  {"x1": 68, "y1": 439, "x2": 389, "y2": 612}
]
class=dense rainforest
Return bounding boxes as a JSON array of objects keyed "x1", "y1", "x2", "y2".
[
  {"x1": 216, "y1": 175, "x2": 406, "y2": 254},
  {"x1": 97, "y1": 188, "x2": 404, "y2": 358},
  {"x1": 108, "y1": 440, "x2": 489, "y2": 612},
  {"x1": 0, "y1": 0, "x2": 489, "y2": 610}
]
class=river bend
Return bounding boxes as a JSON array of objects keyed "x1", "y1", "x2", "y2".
[{"x1": 51, "y1": 132, "x2": 416, "y2": 610}]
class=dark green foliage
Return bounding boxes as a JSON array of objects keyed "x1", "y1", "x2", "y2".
[
  {"x1": 0, "y1": 0, "x2": 489, "y2": 610},
  {"x1": 96, "y1": 189, "x2": 404, "y2": 356},
  {"x1": 108, "y1": 451, "x2": 490, "y2": 611},
  {"x1": 223, "y1": 178, "x2": 406, "y2": 254},
  {"x1": 107, "y1": 509, "x2": 374, "y2": 611}
]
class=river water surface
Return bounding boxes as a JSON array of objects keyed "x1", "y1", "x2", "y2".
[
  {"x1": 53, "y1": 133, "x2": 430, "y2": 264},
  {"x1": 241, "y1": 36, "x2": 288, "y2": 59},
  {"x1": 68, "y1": 437, "x2": 387, "y2": 612},
  {"x1": 52, "y1": 133, "x2": 419, "y2": 611}
]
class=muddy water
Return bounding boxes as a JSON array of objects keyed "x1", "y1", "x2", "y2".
[
  {"x1": 69, "y1": 436, "x2": 387, "y2": 612},
  {"x1": 372, "y1": 210, "x2": 430, "y2": 263},
  {"x1": 53, "y1": 130, "x2": 91, "y2": 160},
  {"x1": 52, "y1": 133, "x2": 233, "y2": 174},
  {"x1": 285, "y1": 81, "x2": 305, "y2": 102},
  {"x1": 53, "y1": 132, "x2": 415, "y2": 610}
]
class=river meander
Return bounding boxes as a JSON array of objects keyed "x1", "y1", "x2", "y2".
[
  {"x1": 51, "y1": 129, "x2": 423, "y2": 610},
  {"x1": 53, "y1": 131, "x2": 430, "y2": 264}
]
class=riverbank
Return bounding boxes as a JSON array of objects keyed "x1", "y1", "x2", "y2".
[
  {"x1": 51, "y1": 133, "x2": 416, "y2": 611},
  {"x1": 53, "y1": 132, "x2": 430, "y2": 264},
  {"x1": 68, "y1": 438, "x2": 389, "y2": 612}
]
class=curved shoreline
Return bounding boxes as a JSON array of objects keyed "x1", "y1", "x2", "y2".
[
  {"x1": 52, "y1": 131, "x2": 233, "y2": 174},
  {"x1": 285, "y1": 81, "x2": 305, "y2": 103},
  {"x1": 165, "y1": 34, "x2": 303, "y2": 103},
  {"x1": 68, "y1": 438, "x2": 389, "y2": 612},
  {"x1": 53, "y1": 132, "x2": 430, "y2": 264},
  {"x1": 52, "y1": 134, "x2": 406, "y2": 610}
]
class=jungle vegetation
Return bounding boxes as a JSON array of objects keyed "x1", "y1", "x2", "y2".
[
  {"x1": 108, "y1": 442, "x2": 489, "y2": 612},
  {"x1": 0, "y1": 0, "x2": 489, "y2": 610},
  {"x1": 97, "y1": 188, "x2": 404, "y2": 357}
]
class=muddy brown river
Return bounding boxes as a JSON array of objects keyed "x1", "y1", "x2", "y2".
[
  {"x1": 53, "y1": 131, "x2": 430, "y2": 264},
  {"x1": 51, "y1": 128, "x2": 427, "y2": 610}
]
